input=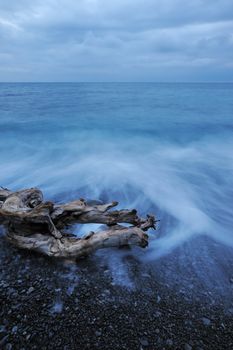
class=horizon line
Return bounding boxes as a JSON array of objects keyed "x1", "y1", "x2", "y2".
[{"x1": 0, "y1": 81, "x2": 233, "y2": 84}]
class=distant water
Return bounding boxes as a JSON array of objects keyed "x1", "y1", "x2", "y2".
[{"x1": 1, "y1": 82, "x2": 233, "y2": 257}]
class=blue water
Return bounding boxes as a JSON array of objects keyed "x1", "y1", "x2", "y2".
[{"x1": 1, "y1": 83, "x2": 233, "y2": 256}]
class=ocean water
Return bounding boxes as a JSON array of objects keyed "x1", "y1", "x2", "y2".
[{"x1": 0, "y1": 82, "x2": 233, "y2": 258}]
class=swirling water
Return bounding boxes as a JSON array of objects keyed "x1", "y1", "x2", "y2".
[{"x1": 1, "y1": 82, "x2": 233, "y2": 258}]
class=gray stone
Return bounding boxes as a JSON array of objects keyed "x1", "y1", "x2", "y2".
[
  {"x1": 11, "y1": 326, "x2": 18, "y2": 334},
  {"x1": 166, "y1": 339, "x2": 173, "y2": 347},
  {"x1": 0, "y1": 325, "x2": 6, "y2": 333},
  {"x1": 27, "y1": 287, "x2": 35, "y2": 294},
  {"x1": 139, "y1": 337, "x2": 149, "y2": 347},
  {"x1": 202, "y1": 317, "x2": 211, "y2": 326}
]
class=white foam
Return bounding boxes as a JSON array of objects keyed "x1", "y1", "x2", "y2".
[{"x1": 1, "y1": 132, "x2": 233, "y2": 257}]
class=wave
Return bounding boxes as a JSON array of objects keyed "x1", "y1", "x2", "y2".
[{"x1": 1, "y1": 130, "x2": 233, "y2": 258}]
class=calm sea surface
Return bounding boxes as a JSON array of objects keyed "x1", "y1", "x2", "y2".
[{"x1": 0, "y1": 83, "x2": 233, "y2": 256}]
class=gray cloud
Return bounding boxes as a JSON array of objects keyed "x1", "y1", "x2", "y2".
[{"x1": 0, "y1": 0, "x2": 233, "y2": 81}]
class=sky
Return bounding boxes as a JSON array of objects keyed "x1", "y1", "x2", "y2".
[{"x1": 0, "y1": 0, "x2": 233, "y2": 82}]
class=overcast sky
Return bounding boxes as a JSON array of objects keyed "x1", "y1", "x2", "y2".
[{"x1": 0, "y1": 0, "x2": 233, "y2": 82}]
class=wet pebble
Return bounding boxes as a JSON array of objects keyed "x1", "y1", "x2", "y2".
[
  {"x1": 27, "y1": 287, "x2": 35, "y2": 294},
  {"x1": 0, "y1": 325, "x2": 6, "y2": 333},
  {"x1": 202, "y1": 317, "x2": 211, "y2": 326},
  {"x1": 11, "y1": 325, "x2": 18, "y2": 334},
  {"x1": 139, "y1": 337, "x2": 149, "y2": 347},
  {"x1": 166, "y1": 339, "x2": 173, "y2": 347}
]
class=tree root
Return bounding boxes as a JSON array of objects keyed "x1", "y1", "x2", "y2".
[{"x1": 0, "y1": 187, "x2": 157, "y2": 259}]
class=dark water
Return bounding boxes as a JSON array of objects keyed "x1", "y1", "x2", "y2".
[{"x1": 0, "y1": 82, "x2": 233, "y2": 258}]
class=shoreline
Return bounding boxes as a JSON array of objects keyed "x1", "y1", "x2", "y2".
[{"x1": 0, "y1": 234, "x2": 233, "y2": 349}]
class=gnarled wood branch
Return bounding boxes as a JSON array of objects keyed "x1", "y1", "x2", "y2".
[{"x1": 0, "y1": 187, "x2": 157, "y2": 259}]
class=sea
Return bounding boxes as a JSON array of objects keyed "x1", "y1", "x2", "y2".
[{"x1": 0, "y1": 82, "x2": 233, "y2": 259}]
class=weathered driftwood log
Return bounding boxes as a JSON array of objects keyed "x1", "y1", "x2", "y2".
[{"x1": 0, "y1": 187, "x2": 157, "y2": 259}]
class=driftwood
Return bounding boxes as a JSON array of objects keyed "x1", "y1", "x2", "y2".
[{"x1": 0, "y1": 187, "x2": 157, "y2": 259}]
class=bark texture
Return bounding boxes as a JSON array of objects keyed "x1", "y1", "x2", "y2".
[{"x1": 0, "y1": 187, "x2": 157, "y2": 259}]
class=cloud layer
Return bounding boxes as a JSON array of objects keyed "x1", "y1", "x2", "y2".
[{"x1": 0, "y1": 0, "x2": 233, "y2": 81}]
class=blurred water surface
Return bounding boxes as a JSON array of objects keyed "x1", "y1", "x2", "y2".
[{"x1": 0, "y1": 82, "x2": 233, "y2": 257}]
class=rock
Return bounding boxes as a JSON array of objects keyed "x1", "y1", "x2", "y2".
[
  {"x1": 95, "y1": 331, "x2": 102, "y2": 337},
  {"x1": 201, "y1": 317, "x2": 211, "y2": 326},
  {"x1": 27, "y1": 287, "x2": 35, "y2": 294},
  {"x1": 166, "y1": 339, "x2": 173, "y2": 347},
  {"x1": 139, "y1": 337, "x2": 149, "y2": 347},
  {"x1": 8, "y1": 288, "x2": 15, "y2": 295},
  {"x1": 155, "y1": 328, "x2": 160, "y2": 334},
  {"x1": 154, "y1": 311, "x2": 162, "y2": 318},
  {"x1": 0, "y1": 325, "x2": 6, "y2": 333},
  {"x1": 0, "y1": 335, "x2": 9, "y2": 347},
  {"x1": 11, "y1": 326, "x2": 18, "y2": 334},
  {"x1": 184, "y1": 343, "x2": 192, "y2": 350},
  {"x1": 184, "y1": 319, "x2": 192, "y2": 326}
]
